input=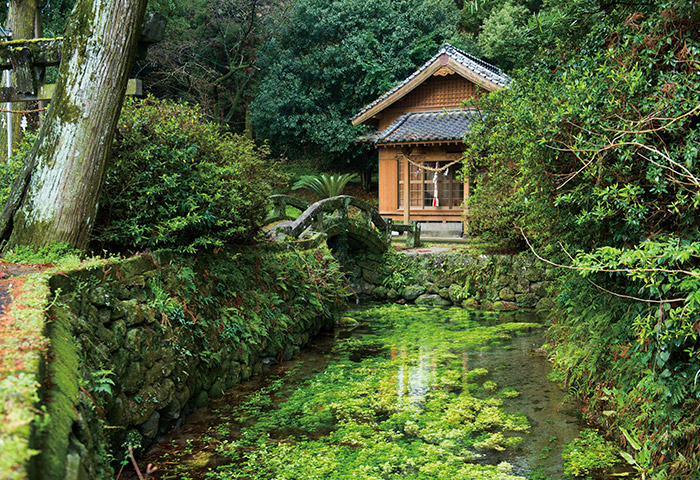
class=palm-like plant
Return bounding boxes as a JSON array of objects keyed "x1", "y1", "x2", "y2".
[{"x1": 291, "y1": 173, "x2": 358, "y2": 199}]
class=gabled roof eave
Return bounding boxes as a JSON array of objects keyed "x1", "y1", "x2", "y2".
[
  {"x1": 444, "y1": 57, "x2": 503, "y2": 93},
  {"x1": 351, "y1": 46, "x2": 507, "y2": 127},
  {"x1": 351, "y1": 58, "x2": 443, "y2": 126}
]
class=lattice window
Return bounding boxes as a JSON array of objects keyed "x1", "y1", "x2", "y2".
[{"x1": 398, "y1": 160, "x2": 464, "y2": 210}]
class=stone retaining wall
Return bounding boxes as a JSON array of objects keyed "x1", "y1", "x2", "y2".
[
  {"x1": 32, "y1": 246, "x2": 346, "y2": 480},
  {"x1": 344, "y1": 251, "x2": 557, "y2": 310}
]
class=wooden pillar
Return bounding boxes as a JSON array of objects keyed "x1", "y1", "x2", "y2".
[
  {"x1": 463, "y1": 175, "x2": 470, "y2": 235},
  {"x1": 403, "y1": 155, "x2": 410, "y2": 224}
]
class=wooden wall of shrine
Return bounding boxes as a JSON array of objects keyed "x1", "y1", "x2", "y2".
[{"x1": 375, "y1": 71, "x2": 483, "y2": 223}]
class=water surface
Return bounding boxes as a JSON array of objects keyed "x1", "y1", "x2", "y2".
[{"x1": 126, "y1": 305, "x2": 583, "y2": 480}]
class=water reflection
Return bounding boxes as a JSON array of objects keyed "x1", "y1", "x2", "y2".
[
  {"x1": 395, "y1": 346, "x2": 436, "y2": 397},
  {"x1": 384, "y1": 307, "x2": 583, "y2": 478}
]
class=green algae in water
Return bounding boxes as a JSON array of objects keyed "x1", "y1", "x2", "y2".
[{"x1": 206, "y1": 306, "x2": 546, "y2": 480}]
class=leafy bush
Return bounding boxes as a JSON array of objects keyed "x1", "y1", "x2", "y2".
[
  {"x1": 562, "y1": 429, "x2": 619, "y2": 477},
  {"x1": 0, "y1": 132, "x2": 36, "y2": 210},
  {"x1": 251, "y1": 0, "x2": 463, "y2": 166},
  {"x1": 93, "y1": 98, "x2": 282, "y2": 252},
  {"x1": 3, "y1": 241, "x2": 80, "y2": 264}
]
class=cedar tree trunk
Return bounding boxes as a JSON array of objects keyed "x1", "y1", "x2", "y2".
[{"x1": 0, "y1": 0, "x2": 147, "y2": 250}]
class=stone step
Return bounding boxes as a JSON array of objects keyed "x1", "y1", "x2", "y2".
[{"x1": 419, "y1": 222, "x2": 463, "y2": 238}]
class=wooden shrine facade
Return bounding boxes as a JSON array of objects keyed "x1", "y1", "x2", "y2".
[{"x1": 351, "y1": 44, "x2": 509, "y2": 224}]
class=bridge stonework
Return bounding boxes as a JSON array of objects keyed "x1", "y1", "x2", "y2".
[{"x1": 266, "y1": 195, "x2": 420, "y2": 256}]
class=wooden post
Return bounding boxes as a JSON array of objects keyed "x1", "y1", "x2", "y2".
[
  {"x1": 463, "y1": 174, "x2": 470, "y2": 236},
  {"x1": 403, "y1": 155, "x2": 410, "y2": 224}
]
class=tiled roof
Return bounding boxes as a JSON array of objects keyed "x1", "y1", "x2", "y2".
[
  {"x1": 359, "y1": 109, "x2": 477, "y2": 144},
  {"x1": 351, "y1": 44, "x2": 509, "y2": 123}
]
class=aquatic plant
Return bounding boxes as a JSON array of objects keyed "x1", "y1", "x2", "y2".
[
  {"x1": 199, "y1": 306, "x2": 543, "y2": 479},
  {"x1": 562, "y1": 429, "x2": 619, "y2": 478}
]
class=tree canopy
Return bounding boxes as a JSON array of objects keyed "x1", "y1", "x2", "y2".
[{"x1": 249, "y1": 0, "x2": 463, "y2": 166}]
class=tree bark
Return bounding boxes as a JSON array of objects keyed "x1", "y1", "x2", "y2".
[{"x1": 0, "y1": 0, "x2": 147, "y2": 250}]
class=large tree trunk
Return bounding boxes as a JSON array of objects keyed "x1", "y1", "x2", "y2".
[{"x1": 0, "y1": 0, "x2": 147, "y2": 250}]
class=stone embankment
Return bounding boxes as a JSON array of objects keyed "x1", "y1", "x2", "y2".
[
  {"x1": 344, "y1": 251, "x2": 556, "y2": 310},
  {"x1": 2, "y1": 246, "x2": 346, "y2": 480}
]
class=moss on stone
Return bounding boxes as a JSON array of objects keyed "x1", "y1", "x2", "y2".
[{"x1": 33, "y1": 305, "x2": 79, "y2": 480}]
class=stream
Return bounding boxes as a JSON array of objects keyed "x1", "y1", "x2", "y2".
[{"x1": 122, "y1": 305, "x2": 587, "y2": 480}]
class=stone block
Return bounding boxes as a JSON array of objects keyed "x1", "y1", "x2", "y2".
[
  {"x1": 462, "y1": 298, "x2": 479, "y2": 308},
  {"x1": 110, "y1": 320, "x2": 127, "y2": 347},
  {"x1": 194, "y1": 390, "x2": 209, "y2": 408},
  {"x1": 371, "y1": 285, "x2": 387, "y2": 300},
  {"x1": 122, "y1": 362, "x2": 146, "y2": 394},
  {"x1": 361, "y1": 267, "x2": 386, "y2": 285},
  {"x1": 129, "y1": 386, "x2": 159, "y2": 425},
  {"x1": 402, "y1": 285, "x2": 425, "y2": 302},
  {"x1": 118, "y1": 256, "x2": 157, "y2": 280},
  {"x1": 526, "y1": 267, "x2": 543, "y2": 283},
  {"x1": 163, "y1": 398, "x2": 181, "y2": 422},
  {"x1": 415, "y1": 294, "x2": 452, "y2": 306},
  {"x1": 140, "y1": 411, "x2": 160, "y2": 438},
  {"x1": 97, "y1": 308, "x2": 111, "y2": 324},
  {"x1": 89, "y1": 286, "x2": 112, "y2": 307},
  {"x1": 498, "y1": 287, "x2": 515, "y2": 302},
  {"x1": 108, "y1": 394, "x2": 131, "y2": 426},
  {"x1": 515, "y1": 293, "x2": 538, "y2": 308},
  {"x1": 448, "y1": 284, "x2": 465, "y2": 303},
  {"x1": 209, "y1": 378, "x2": 226, "y2": 400},
  {"x1": 513, "y1": 278, "x2": 530, "y2": 294}
]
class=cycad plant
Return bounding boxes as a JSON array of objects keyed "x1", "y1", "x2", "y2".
[{"x1": 291, "y1": 173, "x2": 358, "y2": 199}]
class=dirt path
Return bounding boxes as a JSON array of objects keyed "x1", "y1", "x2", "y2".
[{"x1": 0, "y1": 260, "x2": 54, "y2": 375}]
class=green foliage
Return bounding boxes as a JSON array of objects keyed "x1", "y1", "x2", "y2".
[
  {"x1": 477, "y1": 1, "x2": 532, "y2": 71},
  {"x1": 88, "y1": 369, "x2": 116, "y2": 396},
  {"x1": 34, "y1": 306, "x2": 80, "y2": 480},
  {"x1": 381, "y1": 249, "x2": 422, "y2": 290},
  {"x1": 148, "y1": 245, "x2": 349, "y2": 372},
  {"x1": 291, "y1": 173, "x2": 358, "y2": 199},
  {"x1": 250, "y1": 0, "x2": 462, "y2": 166},
  {"x1": 94, "y1": 97, "x2": 282, "y2": 252},
  {"x1": 561, "y1": 429, "x2": 619, "y2": 477},
  {"x1": 466, "y1": 1, "x2": 700, "y2": 250},
  {"x1": 458, "y1": 0, "x2": 612, "y2": 71},
  {"x1": 0, "y1": 131, "x2": 36, "y2": 211},
  {"x1": 2, "y1": 241, "x2": 80, "y2": 264},
  {"x1": 465, "y1": 2, "x2": 700, "y2": 475},
  {"x1": 139, "y1": 0, "x2": 270, "y2": 133}
]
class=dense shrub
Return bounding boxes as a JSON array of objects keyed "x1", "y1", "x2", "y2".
[
  {"x1": 465, "y1": 2, "x2": 700, "y2": 476},
  {"x1": 250, "y1": 0, "x2": 462, "y2": 166},
  {"x1": 93, "y1": 98, "x2": 282, "y2": 252},
  {"x1": 0, "y1": 132, "x2": 36, "y2": 211}
]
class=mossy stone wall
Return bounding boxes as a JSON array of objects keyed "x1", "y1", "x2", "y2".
[
  {"x1": 29, "y1": 245, "x2": 346, "y2": 480},
  {"x1": 344, "y1": 251, "x2": 557, "y2": 310}
]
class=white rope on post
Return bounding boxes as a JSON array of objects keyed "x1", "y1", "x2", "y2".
[
  {"x1": 432, "y1": 161, "x2": 439, "y2": 207},
  {"x1": 396, "y1": 153, "x2": 462, "y2": 173}
]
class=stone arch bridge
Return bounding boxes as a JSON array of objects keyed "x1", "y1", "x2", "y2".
[{"x1": 266, "y1": 195, "x2": 420, "y2": 254}]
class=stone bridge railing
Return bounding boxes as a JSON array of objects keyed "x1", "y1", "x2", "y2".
[
  {"x1": 267, "y1": 194, "x2": 310, "y2": 224},
  {"x1": 267, "y1": 195, "x2": 421, "y2": 250}
]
